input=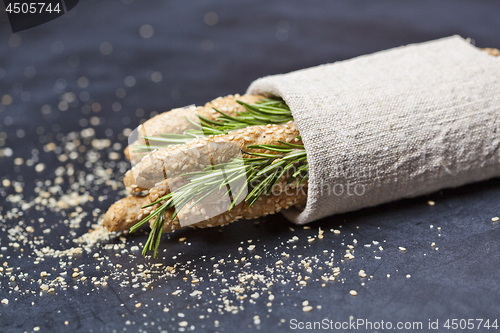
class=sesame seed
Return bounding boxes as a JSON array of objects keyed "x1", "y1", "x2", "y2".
[
  {"x1": 302, "y1": 305, "x2": 313, "y2": 312},
  {"x1": 350, "y1": 290, "x2": 357, "y2": 296},
  {"x1": 492, "y1": 217, "x2": 499, "y2": 222}
]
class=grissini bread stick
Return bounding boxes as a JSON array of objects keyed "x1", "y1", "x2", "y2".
[
  {"x1": 102, "y1": 195, "x2": 149, "y2": 231},
  {"x1": 482, "y1": 47, "x2": 500, "y2": 57},
  {"x1": 124, "y1": 122, "x2": 301, "y2": 192},
  {"x1": 103, "y1": 180, "x2": 306, "y2": 232},
  {"x1": 125, "y1": 94, "x2": 264, "y2": 164},
  {"x1": 154, "y1": 189, "x2": 307, "y2": 233}
]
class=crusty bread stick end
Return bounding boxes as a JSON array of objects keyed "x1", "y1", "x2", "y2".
[{"x1": 103, "y1": 195, "x2": 149, "y2": 232}]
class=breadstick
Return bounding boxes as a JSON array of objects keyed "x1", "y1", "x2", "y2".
[
  {"x1": 482, "y1": 48, "x2": 500, "y2": 57},
  {"x1": 125, "y1": 122, "x2": 301, "y2": 192},
  {"x1": 125, "y1": 94, "x2": 264, "y2": 163},
  {"x1": 102, "y1": 195, "x2": 149, "y2": 231},
  {"x1": 103, "y1": 183, "x2": 306, "y2": 233},
  {"x1": 153, "y1": 187, "x2": 308, "y2": 233}
]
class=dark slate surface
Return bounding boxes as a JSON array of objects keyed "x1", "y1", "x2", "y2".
[{"x1": 0, "y1": 1, "x2": 499, "y2": 332}]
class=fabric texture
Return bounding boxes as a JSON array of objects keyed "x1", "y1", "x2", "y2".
[{"x1": 247, "y1": 35, "x2": 500, "y2": 224}]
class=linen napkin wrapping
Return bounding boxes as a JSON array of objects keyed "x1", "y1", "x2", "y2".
[{"x1": 247, "y1": 36, "x2": 500, "y2": 224}]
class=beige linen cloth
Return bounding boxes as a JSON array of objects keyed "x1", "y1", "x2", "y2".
[{"x1": 247, "y1": 36, "x2": 500, "y2": 225}]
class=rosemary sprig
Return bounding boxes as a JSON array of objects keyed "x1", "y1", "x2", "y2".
[
  {"x1": 132, "y1": 131, "x2": 204, "y2": 153},
  {"x1": 129, "y1": 97, "x2": 307, "y2": 258},
  {"x1": 195, "y1": 98, "x2": 294, "y2": 134},
  {"x1": 130, "y1": 141, "x2": 308, "y2": 258}
]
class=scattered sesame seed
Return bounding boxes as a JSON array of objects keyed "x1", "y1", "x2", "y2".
[
  {"x1": 1, "y1": 299, "x2": 8, "y2": 305},
  {"x1": 302, "y1": 305, "x2": 313, "y2": 312},
  {"x1": 179, "y1": 321, "x2": 188, "y2": 327},
  {"x1": 350, "y1": 290, "x2": 357, "y2": 296},
  {"x1": 427, "y1": 200, "x2": 435, "y2": 206},
  {"x1": 399, "y1": 247, "x2": 406, "y2": 252},
  {"x1": 358, "y1": 270, "x2": 367, "y2": 278},
  {"x1": 135, "y1": 303, "x2": 141, "y2": 308},
  {"x1": 492, "y1": 217, "x2": 499, "y2": 222}
]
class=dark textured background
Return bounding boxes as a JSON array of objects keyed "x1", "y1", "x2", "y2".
[{"x1": 1, "y1": 1, "x2": 500, "y2": 332}]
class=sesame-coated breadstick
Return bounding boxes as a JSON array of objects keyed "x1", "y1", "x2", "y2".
[
  {"x1": 125, "y1": 94, "x2": 265, "y2": 164},
  {"x1": 153, "y1": 187, "x2": 308, "y2": 233},
  {"x1": 124, "y1": 122, "x2": 301, "y2": 192},
  {"x1": 102, "y1": 195, "x2": 149, "y2": 232}
]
